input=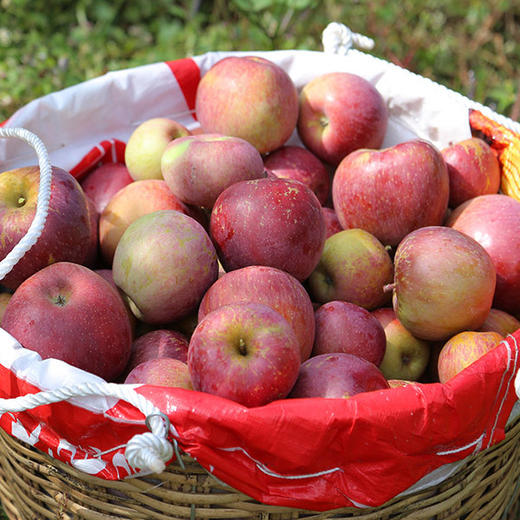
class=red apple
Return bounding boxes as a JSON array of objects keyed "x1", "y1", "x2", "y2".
[
  {"x1": 80, "y1": 163, "x2": 134, "y2": 214},
  {"x1": 124, "y1": 358, "x2": 193, "y2": 389},
  {"x1": 1, "y1": 261, "x2": 132, "y2": 381},
  {"x1": 0, "y1": 166, "x2": 93, "y2": 290},
  {"x1": 313, "y1": 301, "x2": 386, "y2": 366},
  {"x1": 307, "y1": 228, "x2": 393, "y2": 310},
  {"x1": 321, "y1": 207, "x2": 343, "y2": 238},
  {"x1": 391, "y1": 226, "x2": 496, "y2": 341},
  {"x1": 372, "y1": 307, "x2": 431, "y2": 381},
  {"x1": 198, "y1": 265, "x2": 315, "y2": 362},
  {"x1": 263, "y1": 145, "x2": 331, "y2": 205},
  {"x1": 112, "y1": 209, "x2": 218, "y2": 324},
  {"x1": 195, "y1": 56, "x2": 299, "y2": 154},
  {"x1": 289, "y1": 353, "x2": 389, "y2": 399},
  {"x1": 99, "y1": 179, "x2": 194, "y2": 264},
  {"x1": 124, "y1": 117, "x2": 190, "y2": 181},
  {"x1": 297, "y1": 72, "x2": 388, "y2": 165},
  {"x1": 446, "y1": 194, "x2": 520, "y2": 316},
  {"x1": 188, "y1": 302, "x2": 301, "y2": 407},
  {"x1": 126, "y1": 329, "x2": 189, "y2": 373},
  {"x1": 441, "y1": 137, "x2": 500, "y2": 208},
  {"x1": 210, "y1": 177, "x2": 326, "y2": 281},
  {"x1": 332, "y1": 140, "x2": 449, "y2": 247},
  {"x1": 478, "y1": 308, "x2": 520, "y2": 336},
  {"x1": 161, "y1": 133, "x2": 265, "y2": 209},
  {"x1": 437, "y1": 330, "x2": 503, "y2": 383}
]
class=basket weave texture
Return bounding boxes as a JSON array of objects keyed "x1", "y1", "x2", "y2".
[{"x1": 0, "y1": 415, "x2": 519, "y2": 520}]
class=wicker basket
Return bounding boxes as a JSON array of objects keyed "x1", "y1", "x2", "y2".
[{"x1": 0, "y1": 414, "x2": 519, "y2": 520}]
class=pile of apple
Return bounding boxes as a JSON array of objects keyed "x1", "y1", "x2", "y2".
[{"x1": 1, "y1": 55, "x2": 520, "y2": 408}]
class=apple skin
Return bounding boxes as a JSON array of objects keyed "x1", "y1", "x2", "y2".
[
  {"x1": 99, "y1": 179, "x2": 194, "y2": 265},
  {"x1": 263, "y1": 145, "x2": 331, "y2": 205},
  {"x1": 112, "y1": 209, "x2": 218, "y2": 325},
  {"x1": 372, "y1": 307, "x2": 431, "y2": 381},
  {"x1": 188, "y1": 302, "x2": 301, "y2": 408},
  {"x1": 161, "y1": 133, "x2": 265, "y2": 209},
  {"x1": 126, "y1": 329, "x2": 189, "y2": 373},
  {"x1": 198, "y1": 265, "x2": 315, "y2": 362},
  {"x1": 1, "y1": 261, "x2": 133, "y2": 381},
  {"x1": 332, "y1": 140, "x2": 449, "y2": 247},
  {"x1": 446, "y1": 194, "x2": 520, "y2": 317},
  {"x1": 80, "y1": 163, "x2": 134, "y2": 215},
  {"x1": 124, "y1": 117, "x2": 190, "y2": 181},
  {"x1": 0, "y1": 166, "x2": 93, "y2": 290},
  {"x1": 321, "y1": 207, "x2": 343, "y2": 239},
  {"x1": 289, "y1": 353, "x2": 389, "y2": 399},
  {"x1": 313, "y1": 301, "x2": 386, "y2": 366},
  {"x1": 391, "y1": 226, "x2": 496, "y2": 341},
  {"x1": 124, "y1": 357, "x2": 193, "y2": 389},
  {"x1": 195, "y1": 56, "x2": 299, "y2": 154},
  {"x1": 0, "y1": 292, "x2": 12, "y2": 322},
  {"x1": 441, "y1": 137, "x2": 500, "y2": 208},
  {"x1": 437, "y1": 330, "x2": 503, "y2": 383},
  {"x1": 478, "y1": 308, "x2": 520, "y2": 336},
  {"x1": 307, "y1": 228, "x2": 393, "y2": 310},
  {"x1": 210, "y1": 177, "x2": 326, "y2": 282},
  {"x1": 297, "y1": 72, "x2": 388, "y2": 166}
]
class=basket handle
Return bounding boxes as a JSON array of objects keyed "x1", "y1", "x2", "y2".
[
  {"x1": 0, "y1": 127, "x2": 53, "y2": 281},
  {"x1": 0, "y1": 380, "x2": 174, "y2": 475}
]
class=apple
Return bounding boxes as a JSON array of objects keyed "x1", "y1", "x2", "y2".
[
  {"x1": 188, "y1": 302, "x2": 301, "y2": 407},
  {"x1": 124, "y1": 358, "x2": 193, "y2": 389},
  {"x1": 313, "y1": 301, "x2": 386, "y2": 366},
  {"x1": 332, "y1": 140, "x2": 449, "y2": 247},
  {"x1": 210, "y1": 177, "x2": 326, "y2": 282},
  {"x1": 446, "y1": 194, "x2": 520, "y2": 316},
  {"x1": 84, "y1": 195, "x2": 100, "y2": 268},
  {"x1": 307, "y1": 228, "x2": 393, "y2": 310},
  {"x1": 391, "y1": 226, "x2": 496, "y2": 341},
  {"x1": 198, "y1": 265, "x2": 315, "y2": 362},
  {"x1": 99, "y1": 179, "x2": 194, "y2": 264},
  {"x1": 289, "y1": 353, "x2": 389, "y2": 399},
  {"x1": 195, "y1": 56, "x2": 299, "y2": 154},
  {"x1": 263, "y1": 145, "x2": 331, "y2": 205},
  {"x1": 126, "y1": 328, "x2": 189, "y2": 373},
  {"x1": 161, "y1": 133, "x2": 265, "y2": 209},
  {"x1": 0, "y1": 166, "x2": 93, "y2": 290},
  {"x1": 0, "y1": 292, "x2": 12, "y2": 322},
  {"x1": 437, "y1": 330, "x2": 504, "y2": 383},
  {"x1": 80, "y1": 162, "x2": 134, "y2": 214},
  {"x1": 478, "y1": 308, "x2": 520, "y2": 336},
  {"x1": 112, "y1": 209, "x2": 218, "y2": 324},
  {"x1": 387, "y1": 379, "x2": 417, "y2": 389},
  {"x1": 297, "y1": 72, "x2": 388, "y2": 165},
  {"x1": 124, "y1": 117, "x2": 191, "y2": 181},
  {"x1": 372, "y1": 307, "x2": 431, "y2": 381},
  {"x1": 1, "y1": 261, "x2": 132, "y2": 381},
  {"x1": 321, "y1": 207, "x2": 343, "y2": 238},
  {"x1": 441, "y1": 137, "x2": 500, "y2": 208}
]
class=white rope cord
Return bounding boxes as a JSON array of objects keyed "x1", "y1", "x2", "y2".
[
  {"x1": 321, "y1": 22, "x2": 520, "y2": 135},
  {"x1": 0, "y1": 127, "x2": 53, "y2": 281},
  {"x1": 0, "y1": 381, "x2": 173, "y2": 474}
]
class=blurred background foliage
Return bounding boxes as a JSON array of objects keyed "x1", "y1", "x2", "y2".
[{"x1": 1, "y1": 0, "x2": 519, "y2": 123}]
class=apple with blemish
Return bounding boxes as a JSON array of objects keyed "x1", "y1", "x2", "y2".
[
  {"x1": 297, "y1": 72, "x2": 388, "y2": 165},
  {"x1": 210, "y1": 177, "x2": 326, "y2": 281},
  {"x1": 195, "y1": 56, "x2": 299, "y2": 154},
  {"x1": 161, "y1": 133, "x2": 265, "y2": 209},
  {"x1": 125, "y1": 358, "x2": 193, "y2": 389},
  {"x1": 198, "y1": 265, "x2": 315, "y2": 362},
  {"x1": 332, "y1": 140, "x2": 449, "y2": 247},
  {"x1": 0, "y1": 166, "x2": 93, "y2": 290},
  {"x1": 188, "y1": 302, "x2": 301, "y2": 407},
  {"x1": 1, "y1": 262, "x2": 132, "y2": 381},
  {"x1": 124, "y1": 117, "x2": 190, "y2": 181},
  {"x1": 112, "y1": 209, "x2": 218, "y2": 324}
]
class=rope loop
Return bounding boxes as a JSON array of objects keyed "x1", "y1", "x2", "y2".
[{"x1": 322, "y1": 22, "x2": 374, "y2": 55}]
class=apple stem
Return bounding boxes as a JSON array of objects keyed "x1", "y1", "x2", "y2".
[{"x1": 383, "y1": 283, "x2": 396, "y2": 293}]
